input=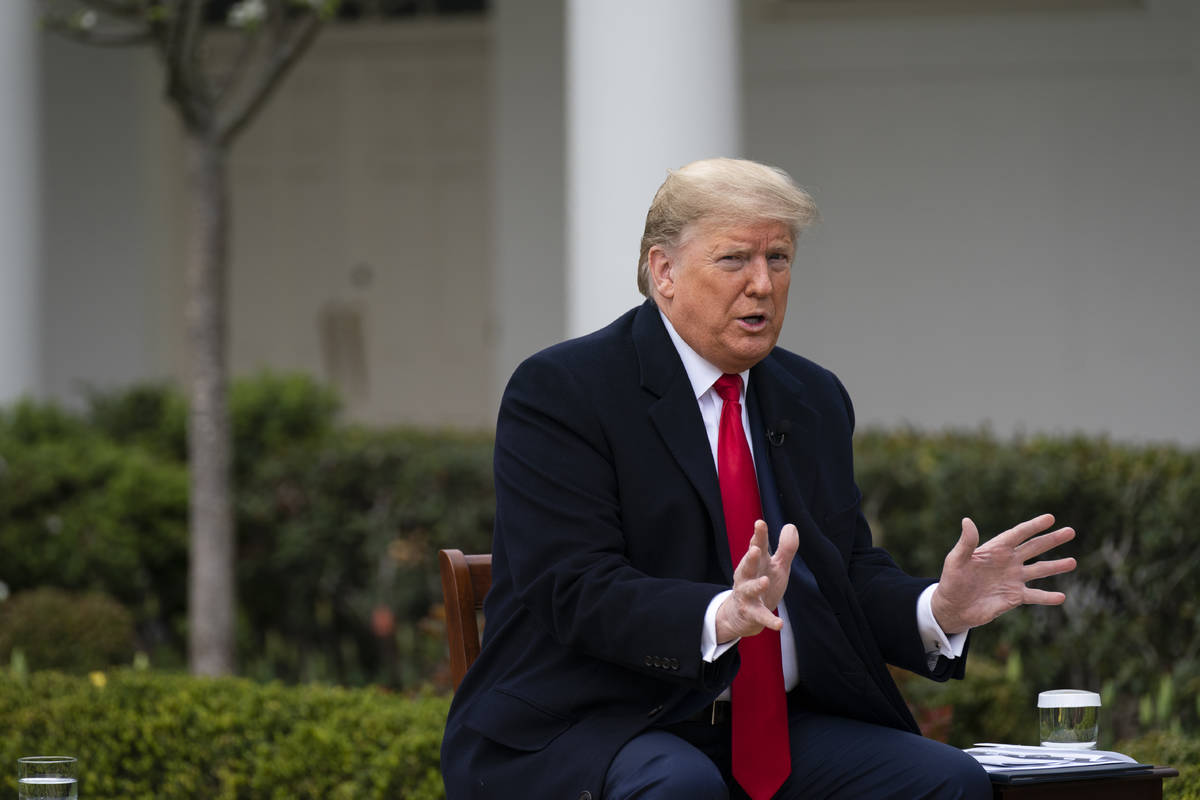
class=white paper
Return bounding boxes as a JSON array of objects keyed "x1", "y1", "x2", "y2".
[{"x1": 964, "y1": 744, "x2": 1138, "y2": 774}]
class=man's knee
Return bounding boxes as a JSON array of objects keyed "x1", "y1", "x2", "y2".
[
  {"x1": 932, "y1": 746, "x2": 992, "y2": 800},
  {"x1": 606, "y1": 731, "x2": 728, "y2": 800}
]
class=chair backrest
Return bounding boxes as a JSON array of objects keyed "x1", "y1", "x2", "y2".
[{"x1": 438, "y1": 548, "x2": 492, "y2": 690}]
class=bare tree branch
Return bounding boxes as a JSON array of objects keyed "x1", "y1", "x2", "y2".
[
  {"x1": 216, "y1": 11, "x2": 324, "y2": 145},
  {"x1": 213, "y1": 24, "x2": 265, "y2": 107},
  {"x1": 165, "y1": 0, "x2": 212, "y2": 131},
  {"x1": 264, "y1": 0, "x2": 287, "y2": 29}
]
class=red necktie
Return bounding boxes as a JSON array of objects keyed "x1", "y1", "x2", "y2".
[{"x1": 713, "y1": 373, "x2": 790, "y2": 800}]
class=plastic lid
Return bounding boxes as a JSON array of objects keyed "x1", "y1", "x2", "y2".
[{"x1": 1038, "y1": 689, "x2": 1101, "y2": 708}]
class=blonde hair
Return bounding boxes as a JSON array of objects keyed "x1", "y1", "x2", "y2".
[{"x1": 636, "y1": 158, "x2": 818, "y2": 297}]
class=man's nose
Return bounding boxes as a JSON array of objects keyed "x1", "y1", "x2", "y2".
[{"x1": 745, "y1": 257, "x2": 772, "y2": 295}]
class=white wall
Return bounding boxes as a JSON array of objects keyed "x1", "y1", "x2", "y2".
[
  {"x1": 39, "y1": 34, "x2": 177, "y2": 402},
  {"x1": 224, "y1": 22, "x2": 493, "y2": 428},
  {"x1": 743, "y1": 0, "x2": 1200, "y2": 444},
  {"x1": 492, "y1": 0, "x2": 567, "y2": 410},
  {"x1": 0, "y1": 0, "x2": 41, "y2": 404}
]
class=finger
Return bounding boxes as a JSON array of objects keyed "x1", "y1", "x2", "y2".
[
  {"x1": 733, "y1": 569, "x2": 770, "y2": 599},
  {"x1": 743, "y1": 602, "x2": 783, "y2": 632},
  {"x1": 947, "y1": 517, "x2": 980, "y2": 567},
  {"x1": 774, "y1": 523, "x2": 799, "y2": 568},
  {"x1": 1022, "y1": 588, "x2": 1067, "y2": 607},
  {"x1": 1022, "y1": 556, "x2": 1077, "y2": 582},
  {"x1": 994, "y1": 513, "x2": 1056, "y2": 547},
  {"x1": 732, "y1": 544, "x2": 763, "y2": 585},
  {"x1": 1016, "y1": 527, "x2": 1076, "y2": 561},
  {"x1": 750, "y1": 519, "x2": 770, "y2": 555}
]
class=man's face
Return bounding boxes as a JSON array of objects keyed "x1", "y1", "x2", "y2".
[{"x1": 650, "y1": 219, "x2": 794, "y2": 374}]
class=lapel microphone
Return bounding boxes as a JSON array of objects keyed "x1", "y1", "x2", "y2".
[{"x1": 767, "y1": 420, "x2": 791, "y2": 447}]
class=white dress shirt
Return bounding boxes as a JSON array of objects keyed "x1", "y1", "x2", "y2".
[{"x1": 657, "y1": 312, "x2": 966, "y2": 692}]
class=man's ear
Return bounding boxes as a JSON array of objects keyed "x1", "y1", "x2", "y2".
[{"x1": 648, "y1": 245, "x2": 675, "y2": 299}]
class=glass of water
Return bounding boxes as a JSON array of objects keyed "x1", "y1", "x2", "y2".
[
  {"x1": 17, "y1": 756, "x2": 77, "y2": 800},
  {"x1": 1038, "y1": 689, "x2": 1101, "y2": 749}
]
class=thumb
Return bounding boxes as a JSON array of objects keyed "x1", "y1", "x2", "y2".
[{"x1": 948, "y1": 517, "x2": 980, "y2": 566}]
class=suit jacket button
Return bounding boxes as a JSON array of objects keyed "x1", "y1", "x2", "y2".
[
  {"x1": 644, "y1": 655, "x2": 652, "y2": 667},
  {"x1": 579, "y1": 792, "x2": 593, "y2": 800},
  {"x1": 670, "y1": 658, "x2": 680, "y2": 670}
]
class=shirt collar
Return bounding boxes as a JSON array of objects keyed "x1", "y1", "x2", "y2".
[{"x1": 659, "y1": 310, "x2": 750, "y2": 402}]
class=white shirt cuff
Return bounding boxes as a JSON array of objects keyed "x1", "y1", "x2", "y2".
[
  {"x1": 917, "y1": 583, "x2": 968, "y2": 668},
  {"x1": 701, "y1": 589, "x2": 739, "y2": 662}
]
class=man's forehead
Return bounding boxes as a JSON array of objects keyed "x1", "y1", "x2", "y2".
[{"x1": 684, "y1": 217, "x2": 794, "y2": 247}]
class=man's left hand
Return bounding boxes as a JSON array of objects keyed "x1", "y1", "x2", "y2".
[{"x1": 931, "y1": 513, "x2": 1077, "y2": 635}]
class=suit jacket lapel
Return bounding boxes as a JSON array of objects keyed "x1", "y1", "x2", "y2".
[
  {"x1": 634, "y1": 302, "x2": 734, "y2": 580},
  {"x1": 749, "y1": 355, "x2": 822, "y2": 515},
  {"x1": 749, "y1": 357, "x2": 853, "y2": 615}
]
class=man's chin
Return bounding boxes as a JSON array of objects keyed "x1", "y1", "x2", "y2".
[{"x1": 717, "y1": 342, "x2": 778, "y2": 374}]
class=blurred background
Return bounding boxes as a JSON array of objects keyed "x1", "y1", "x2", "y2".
[
  {"x1": 2, "y1": 1, "x2": 1199, "y2": 796},
  {"x1": 5, "y1": 0, "x2": 1197, "y2": 441}
]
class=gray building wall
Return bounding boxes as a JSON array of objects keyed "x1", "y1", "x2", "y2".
[
  {"x1": 36, "y1": 1, "x2": 1200, "y2": 443},
  {"x1": 744, "y1": 0, "x2": 1200, "y2": 444},
  {"x1": 39, "y1": 35, "x2": 178, "y2": 402}
]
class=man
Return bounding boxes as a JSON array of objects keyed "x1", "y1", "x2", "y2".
[{"x1": 441, "y1": 158, "x2": 1077, "y2": 799}]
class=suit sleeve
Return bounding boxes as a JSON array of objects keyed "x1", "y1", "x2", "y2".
[{"x1": 492, "y1": 353, "x2": 735, "y2": 689}]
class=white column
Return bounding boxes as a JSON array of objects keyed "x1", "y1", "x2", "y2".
[
  {"x1": 0, "y1": 0, "x2": 40, "y2": 404},
  {"x1": 566, "y1": 0, "x2": 740, "y2": 337}
]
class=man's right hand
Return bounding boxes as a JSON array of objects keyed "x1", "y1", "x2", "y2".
[{"x1": 715, "y1": 520, "x2": 800, "y2": 643}]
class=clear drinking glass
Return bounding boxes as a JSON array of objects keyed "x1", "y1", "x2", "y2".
[
  {"x1": 1038, "y1": 689, "x2": 1101, "y2": 749},
  {"x1": 17, "y1": 756, "x2": 78, "y2": 800}
]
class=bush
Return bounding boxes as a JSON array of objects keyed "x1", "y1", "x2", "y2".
[
  {"x1": 83, "y1": 382, "x2": 189, "y2": 462},
  {"x1": 0, "y1": 670, "x2": 450, "y2": 800},
  {"x1": 83, "y1": 372, "x2": 341, "y2": 480},
  {"x1": 8, "y1": 383, "x2": 1198, "y2": 719},
  {"x1": 1117, "y1": 731, "x2": 1200, "y2": 799},
  {"x1": 0, "y1": 589, "x2": 135, "y2": 673},
  {"x1": 1, "y1": 375, "x2": 493, "y2": 688},
  {"x1": 0, "y1": 411, "x2": 189, "y2": 661},
  {"x1": 236, "y1": 426, "x2": 494, "y2": 687}
]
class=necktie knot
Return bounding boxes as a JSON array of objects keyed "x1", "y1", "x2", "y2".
[{"x1": 713, "y1": 374, "x2": 742, "y2": 404}]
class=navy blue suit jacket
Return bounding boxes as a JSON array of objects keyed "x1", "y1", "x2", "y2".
[{"x1": 441, "y1": 301, "x2": 965, "y2": 799}]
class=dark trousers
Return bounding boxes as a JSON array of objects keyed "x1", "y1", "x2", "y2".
[{"x1": 604, "y1": 705, "x2": 992, "y2": 800}]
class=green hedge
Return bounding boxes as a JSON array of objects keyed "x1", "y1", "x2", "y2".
[
  {"x1": 1119, "y1": 731, "x2": 1200, "y2": 799},
  {"x1": 236, "y1": 426, "x2": 494, "y2": 687},
  {"x1": 0, "y1": 670, "x2": 449, "y2": 799},
  {"x1": 0, "y1": 402, "x2": 189, "y2": 665},
  {"x1": 2, "y1": 670, "x2": 1195, "y2": 800},
  {"x1": 0, "y1": 375, "x2": 494, "y2": 686}
]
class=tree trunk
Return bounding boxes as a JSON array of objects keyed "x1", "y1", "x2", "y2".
[{"x1": 185, "y1": 129, "x2": 236, "y2": 676}]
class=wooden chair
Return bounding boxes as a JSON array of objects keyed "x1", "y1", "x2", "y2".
[{"x1": 438, "y1": 548, "x2": 492, "y2": 690}]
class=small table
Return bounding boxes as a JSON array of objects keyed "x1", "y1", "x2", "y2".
[{"x1": 992, "y1": 766, "x2": 1179, "y2": 800}]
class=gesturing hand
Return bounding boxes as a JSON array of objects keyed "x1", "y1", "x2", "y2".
[
  {"x1": 931, "y1": 513, "x2": 1077, "y2": 635},
  {"x1": 715, "y1": 520, "x2": 800, "y2": 644}
]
